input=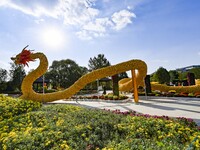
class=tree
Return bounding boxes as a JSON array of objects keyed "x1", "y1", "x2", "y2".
[
  {"x1": 9, "y1": 63, "x2": 26, "y2": 91},
  {"x1": 0, "y1": 68, "x2": 7, "y2": 83},
  {"x1": 79, "y1": 66, "x2": 89, "y2": 75},
  {"x1": 0, "y1": 68, "x2": 8, "y2": 92},
  {"x1": 88, "y1": 54, "x2": 121, "y2": 96},
  {"x1": 118, "y1": 72, "x2": 128, "y2": 80},
  {"x1": 112, "y1": 74, "x2": 119, "y2": 96},
  {"x1": 189, "y1": 68, "x2": 200, "y2": 79},
  {"x1": 169, "y1": 70, "x2": 179, "y2": 83},
  {"x1": 88, "y1": 54, "x2": 111, "y2": 70},
  {"x1": 88, "y1": 54, "x2": 111, "y2": 90},
  {"x1": 150, "y1": 73, "x2": 156, "y2": 82},
  {"x1": 154, "y1": 67, "x2": 170, "y2": 84},
  {"x1": 46, "y1": 59, "x2": 87, "y2": 89}
]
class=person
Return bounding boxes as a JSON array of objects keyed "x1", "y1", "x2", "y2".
[{"x1": 103, "y1": 86, "x2": 106, "y2": 95}]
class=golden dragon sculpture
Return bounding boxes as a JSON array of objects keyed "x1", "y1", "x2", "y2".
[
  {"x1": 119, "y1": 78, "x2": 200, "y2": 93},
  {"x1": 11, "y1": 46, "x2": 147, "y2": 102}
]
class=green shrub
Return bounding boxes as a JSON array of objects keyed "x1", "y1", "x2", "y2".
[
  {"x1": 0, "y1": 104, "x2": 125, "y2": 150},
  {"x1": 119, "y1": 94, "x2": 128, "y2": 100},
  {"x1": 138, "y1": 92, "x2": 145, "y2": 96},
  {"x1": 45, "y1": 89, "x2": 57, "y2": 93},
  {"x1": 0, "y1": 101, "x2": 199, "y2": 149},
  {"x1": 188, "y1": 93, "x2": 194, "y2": 97},
  {"x1": 103, "y1": 116, "x2": 200, "y2": 149},
  {"x1": 113, "y1": 95, "x2": 119, "y2": 100},
  {"x1": 0, "y1": 94, "x2": 41, "y2": 121}
]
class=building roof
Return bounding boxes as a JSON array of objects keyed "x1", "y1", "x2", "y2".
[
  {"x1": 34, "y1": 76, "x2": 50, "y2": 83},
  {"x1": 176, "y1": 65, "x2": 200, "y2": 72},
  {"x1": 99, "y1": 77, "x2": 111, "y2": 82}
]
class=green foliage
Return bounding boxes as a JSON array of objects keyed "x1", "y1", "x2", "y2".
[
  {"x1": 0, "y1": 68, "x2": 8, "y2": 92},
  {"x1": 118, "y1": 72, "x2": 129, "y2": 80},
  {"x1": 154, "y1": 67, "x2": 170, "y2": 84},
  {"x1": 0, "y1": 82, "x2": 7, "y2": 92},
  {"x1": 189, "y1": 68, "x2": 200, "y2": 79},
  {"x1": 0, "y1": 94, "x2": 41, "y2": 121},
  {"x1": 72, "y1": 93, "x2": 128, "y2": 100},
  {"x1": 45, "y1": 89, "x2": 57, "y2": 93},
  {"x1": 0, "y1": 98, "x2": 199, "y2": 150},
  {"x1": 45, "y1": 59, "x2": 88, "y2": 89},
  {"x1": 0, "y1": 104, "x2": 124, "y2": 150},
  {"x1": 104, "y1": 116, "x2": 199, "y2": 149},
  {"x1": 169, "y1": 70, "x2": 179, "y2": 83},
  {"x1": 104, "y1": 93, "x2": 128, "y2": 100},
  {"x1": 0, "y1": 68, "x2": 7, "y2": 83},
  {"x1": 9, "y1": 63, "x2": 26, "y2": 91},
  {"x1": 88, "y1": 54, "x2": 111, "y2": 71},
  {"x1": 178, "y1": 71, "x2": 187, "y2": 81},
  {"x1": 88, "y1": 54, "x2": 111, "y2": 90}
]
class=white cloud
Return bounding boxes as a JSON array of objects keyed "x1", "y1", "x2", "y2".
[
  {"x1": 54, "y1": 0, "x2": 99, "y2": 26},
  {"x1": 83, "y1": 18, "x2": 113, "y2": 33},
  {"x1": 0, "y1": 0, "x2": 57, "y2": 17},
  {"x1": 76, "y1": 30, "x2": 93, "y2": 40},
  {"x1": 0, "y1": 0, "x2": 7, "y2": 6},
  {"x1": 111, "y1": 9, "x2": 136, "y2": 31},
  {"x1": 198, "y1": 52, "x2": 200, "y2": 56},
  {"x1": 78, "y1": 9, "x2": 135, "y2": 39},
  {"x1": 0, "y1": 0, "x2": 136, "y2": 40}
]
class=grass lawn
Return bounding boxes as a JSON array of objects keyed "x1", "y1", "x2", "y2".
[{"x1": 0, "y1": 94, "x2": 199, "y2": 150}]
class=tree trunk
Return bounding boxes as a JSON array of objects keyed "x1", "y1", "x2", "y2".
[
  {"x1": 112, "y1": 74, "x2": 119, "y2": 96},
  {"x1": 145, "y1": 75, "x2": 152, "y2": 93}
]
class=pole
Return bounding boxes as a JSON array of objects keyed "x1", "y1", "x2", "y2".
[
  {"x1": 42, "y1": 75, "x2": 45, "y2": 103},
  {"x1": 131, "y1": 69, "x2": 139, "y2": 103},
  {"x1": 97, "y1": 79, "x2": 99, "y2": 99},
  {"x1": 43, "y1": 75, "x2": 45, "y2": 94},
  {"x1": 144, "y1": 79, "x2": 148, "y2": 100}
]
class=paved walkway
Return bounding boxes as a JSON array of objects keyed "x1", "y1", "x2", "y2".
[{"x1": 49, "y1": 96, "x2": 200, "y2": 126}]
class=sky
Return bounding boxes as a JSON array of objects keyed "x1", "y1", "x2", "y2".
[{"x1": 0, "y1": 0, "x2": 200, "y2": 76}]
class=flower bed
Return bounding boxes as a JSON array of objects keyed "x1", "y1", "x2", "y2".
[
  {"x1": 143, "y1": 90, "x2": 200, "y2": 98},
  {"x1": 0, "y1": 94, "x2": 41, "y2": 121},
  {"x1": 70, "y1": 93, "x2": 129, "y2": 101},
  {"x1": 0, "y1": 96, "x2": 199, "y2": 149}
]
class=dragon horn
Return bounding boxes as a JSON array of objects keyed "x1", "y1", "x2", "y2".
[{"x1": 22, "y1": 45, "x2": 29, "y2": 51}]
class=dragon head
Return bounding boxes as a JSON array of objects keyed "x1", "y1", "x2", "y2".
[{"x1": 11, "y1": 45, "x2": 34, "y2": 67}]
